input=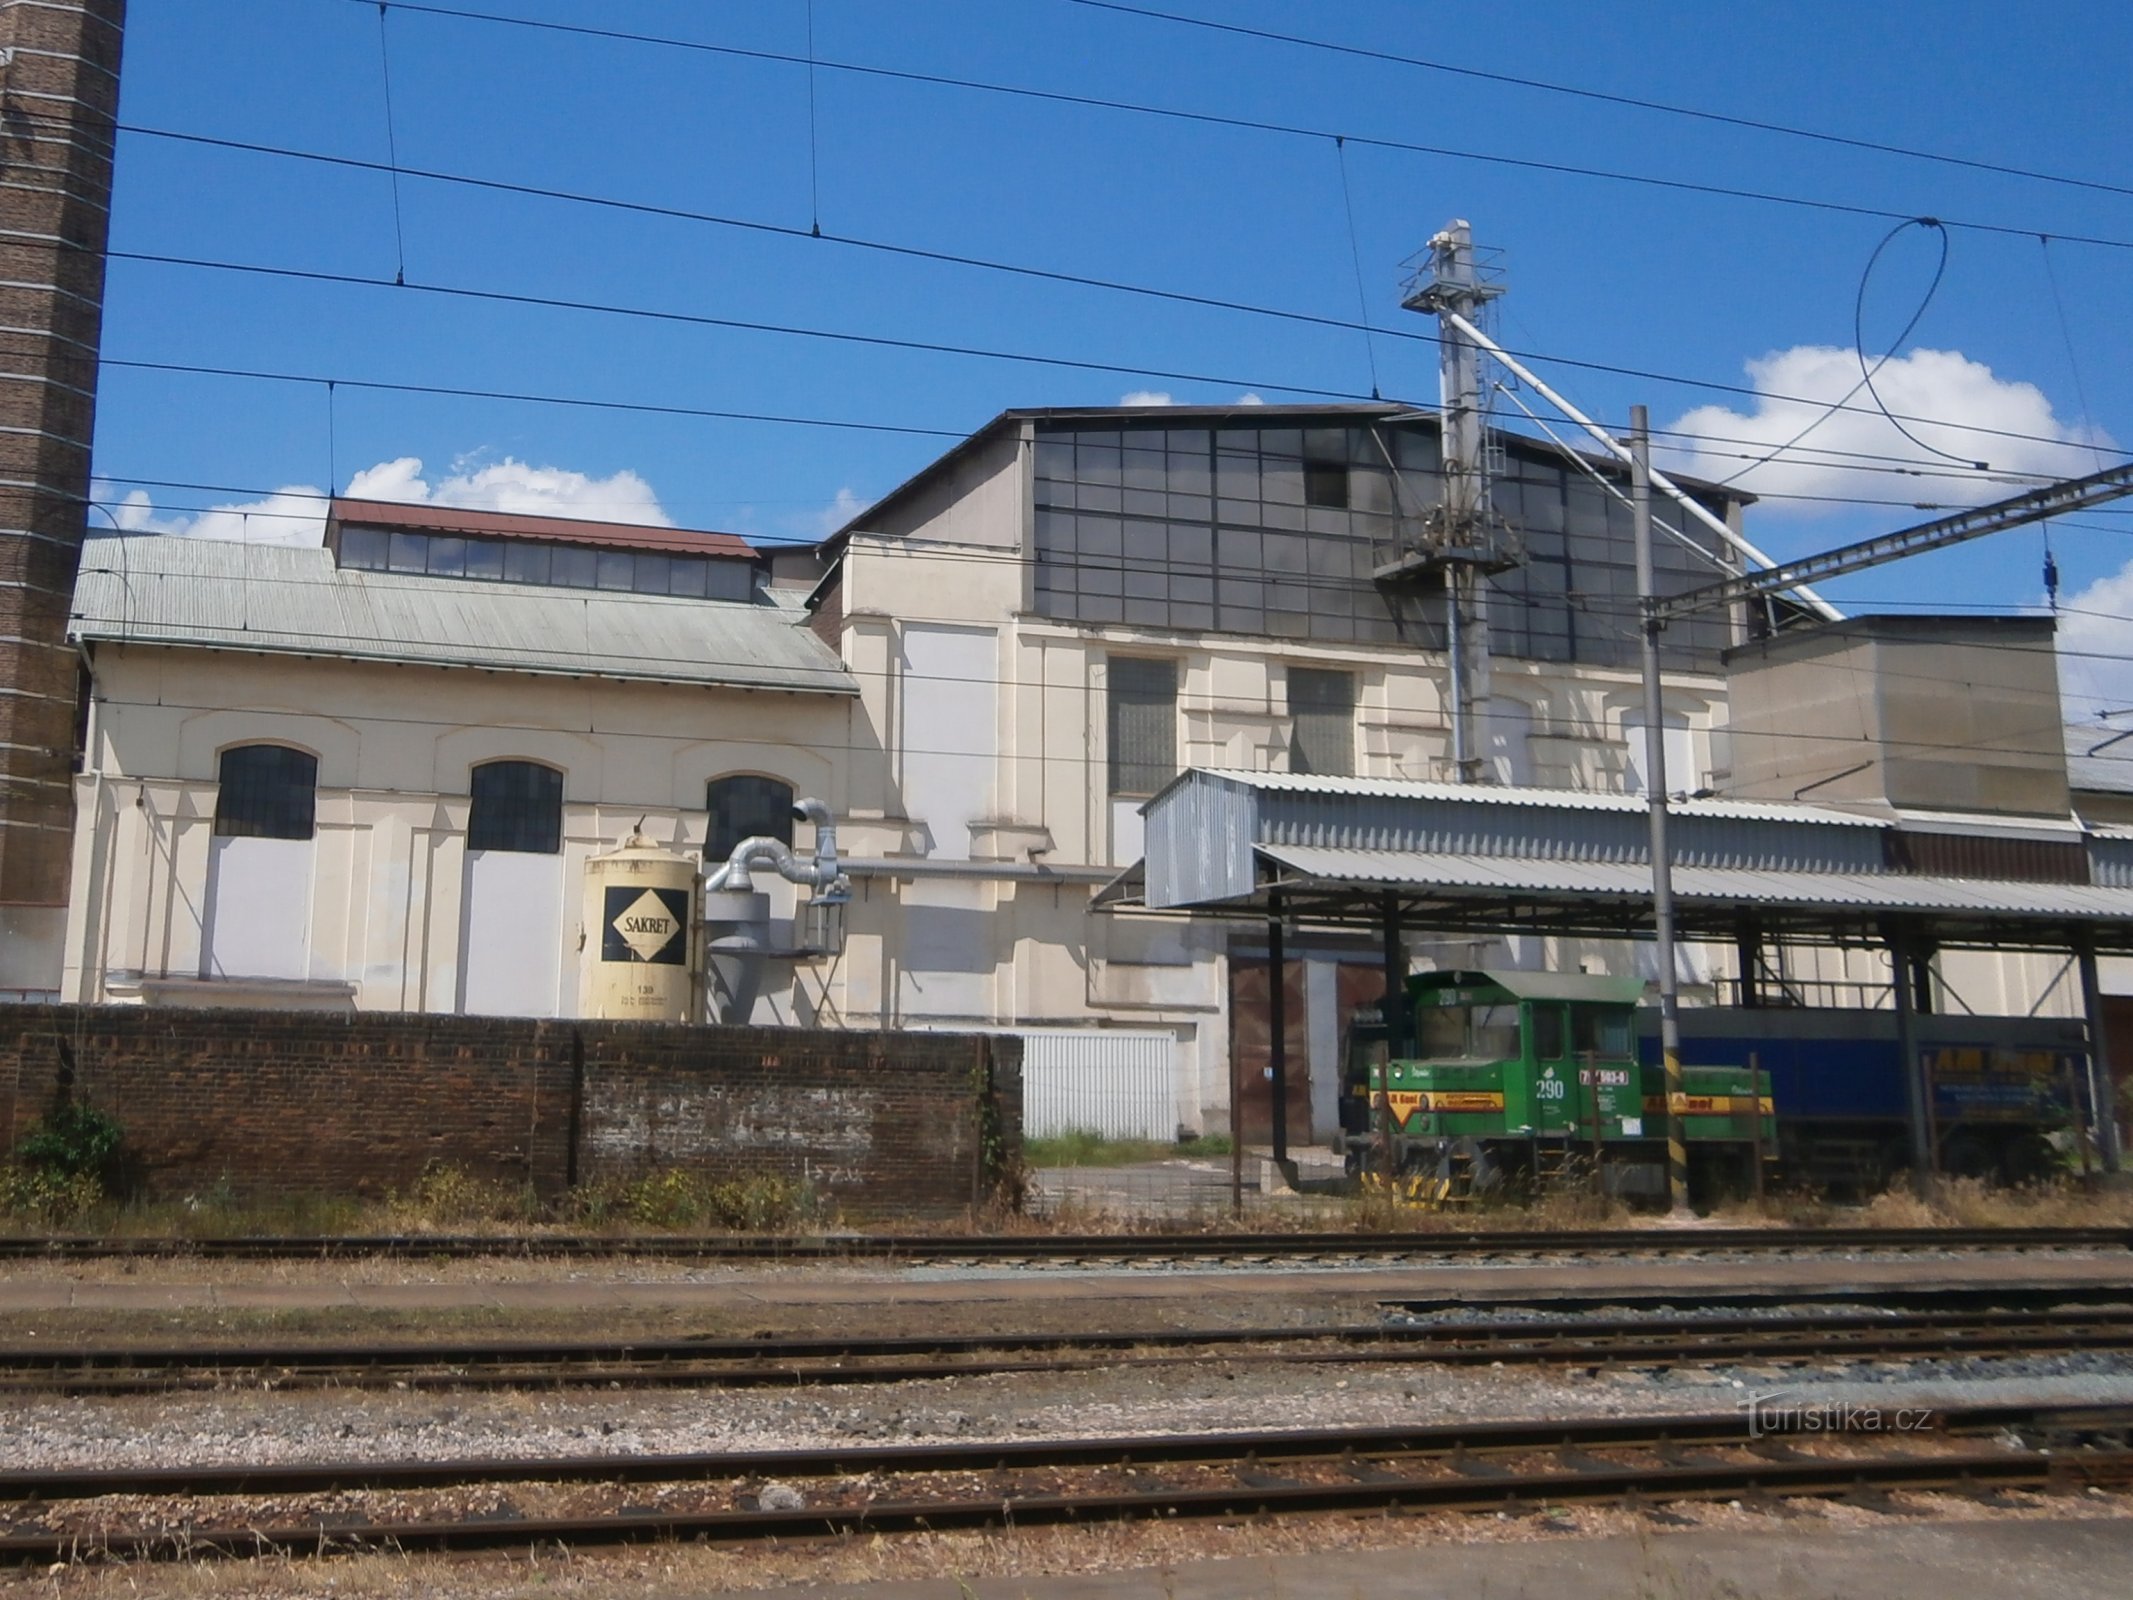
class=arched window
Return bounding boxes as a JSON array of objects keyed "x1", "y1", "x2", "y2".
[
  {"x1": 214, "y1": 745, "x2": 317, "y2": 839},
  {"x1": 706, "y1": 774, "x2": 794, "y2": 862},
  {"x1": 468, "y1": 761, "x2": 563, "y2": 854}
]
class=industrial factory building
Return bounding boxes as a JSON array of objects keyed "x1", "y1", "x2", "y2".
[
  {"x1": 57, "y1": 406, "x2": 2114, "y2": 1145},
  {"x1": 61, "y1": 499, "x2": 855, "y2": 1018},
  {"x1": 796, "y1": 401, "x2": 1762, "y2": 1138}
]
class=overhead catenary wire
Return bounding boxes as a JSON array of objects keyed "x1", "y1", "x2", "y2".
[
  {"x1": 329, "y1": 0, "x2": 2133, "y2": 256},
  {"x1": 1061, "y1": 0, "x2": 2133, "y2": 205},
  {"x1": 1852, "y1": 221, "x2": 1985, "y2": 471},
  {"x1": 87, "y1": 234, "x2": 2128, "y2": 467},
  {"x1": 78, "y1": 117, "x2": 2133, "y2": 460},
  {"x1": 373, "y1": 1, "x2": 409, "y2": 286},
  {"x1": 98, "y1": 345, "x2": 2110, "y2": 493},
  {"x1": 1713, "y1": 218, "x2": 1956, "y2": 489}
]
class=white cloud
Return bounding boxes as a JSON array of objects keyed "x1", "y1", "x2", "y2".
[
  {"x1": 348, "y1": 454, "x2": 673, "y2": 526},
  {"x1": 1662, "y1": 346, "x2": 2110, "y2": 510},
  {"x1": 815, "y1": 486, "x2": 864, "y2": 535},
  {"x1": 2057, "y1": 566, "x2": 2133, "y2": 718},
  {"x1": 97, "y1": 481, "x2": 330, "y2": 546},
  {"x1": 1119, "y1": 390, "x2": 1174, "y2": 407},
  {"x1": 92, "y1": 455, "x2": 674, "y2": 547},
  {"x1": 1236, "y1": 391, "x2": 1266, "y2": 406}
]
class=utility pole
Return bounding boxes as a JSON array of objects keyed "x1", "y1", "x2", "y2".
[
  {"x1": 1397, "y1": 220, "x2": 1515, "y2": 783},
  {"x1": 1631, "y1": 406, "x2": 1689, "y2": 1217}
]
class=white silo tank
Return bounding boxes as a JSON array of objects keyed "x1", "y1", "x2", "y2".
[{"x1": 581, "y1": 830, "x2": 699, "y2": 1022}]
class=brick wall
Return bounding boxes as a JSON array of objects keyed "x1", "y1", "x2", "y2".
[{"x1": 0, "y1": 1006, "x2": 1023, "y2": 1217}]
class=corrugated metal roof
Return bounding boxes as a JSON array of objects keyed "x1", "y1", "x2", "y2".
[
  {"x1": 1175, "y1": 768, "x2": 1885, "y2": 828},
  {"x1": 69, "y1": 535, "x2": 856, "y2": 694},
  {"x1": 1259, "y1": 845, "x2": 2133, "y2": 921},
  {"x1": 2068, "y1": 723, "x2": 2133, "y2": 795}
]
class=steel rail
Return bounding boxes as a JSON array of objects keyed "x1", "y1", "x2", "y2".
[
  {"x1": 2, "y1": 1402, "x2": 2125, "y2": 1563},
  {"x1": 1, "y1": 1224, "x2": 2126, "y2": 1263},
  {"x1": 8, "y1": 1303, "x2": 2131, "y2": 1395}
]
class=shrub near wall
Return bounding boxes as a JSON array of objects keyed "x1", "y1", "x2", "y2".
[{"x1": 0, "y1": 1006, "x2": 1023, "y2": 1217}]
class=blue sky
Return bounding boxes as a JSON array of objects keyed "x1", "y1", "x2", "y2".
[{"x1": 93, "y1": 1, "x2": 2133, "y2": 703}]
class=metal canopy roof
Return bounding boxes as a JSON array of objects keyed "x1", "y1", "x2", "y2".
[{"x1": 1114, "y1": 768, "x2": 2133, "y2": 955}]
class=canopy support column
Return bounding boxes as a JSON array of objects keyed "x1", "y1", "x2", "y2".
[
  {"x1": 1886, "y1": 919, "x2": 1934, "y2": 1197},
  {"x1": 2076, "y1": 934, "x2": 2123, "y2": 1176}
]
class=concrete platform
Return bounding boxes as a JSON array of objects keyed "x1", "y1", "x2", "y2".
[{"x1": 705, "y1": 1516, "x2": 2133, "y2": 1599}]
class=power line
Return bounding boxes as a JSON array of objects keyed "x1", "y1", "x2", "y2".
[
  {"x1": 105, "y1": 348, "x2": 2108, "y2": 492},
  {"x1": 335, "y1": 1, "x2": 2133, "y2": 255},
  {"x1": 79, "y1": 119, "x2": 2133, "y2": 462},
  {"x1": 1064, "y1": 0, "x2": 2133, "y2": 203},
  {"x1": 108, "y1": 247, "x2": 1364, "y2": 401},
  {"x1": 94, "y1": 240, "x2": 2126, "y2": 465},
  {"x1": 100, "y1": 357, "x2": 970, "y2": 442}
]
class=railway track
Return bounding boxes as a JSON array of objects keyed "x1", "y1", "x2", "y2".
[
  {"x1": 1, "y1": 1223, "x2": 2128, "y2": 1264},
  {"x1": 4, "y1": 1401, "x2": 2127, "y2": 1564},
  {"x1": 9, "y1": 1296, "x2": 2131, "y2": 1394}
]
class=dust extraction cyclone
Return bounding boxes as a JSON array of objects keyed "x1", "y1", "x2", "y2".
[{"x1": 580, "y1": 802, "x2": 851, "y2": 1024}]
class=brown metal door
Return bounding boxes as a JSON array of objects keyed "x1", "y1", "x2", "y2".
[{"x1": 1229, "y1": 957, "x2": 1311, "y2": 1146}]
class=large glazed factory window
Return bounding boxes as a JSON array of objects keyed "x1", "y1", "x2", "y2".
[
  {"x1": 213, "y1": 744, "x2": 317, "y2": 839},
  {"x1": 706, "y1": 775, "x2": 795, "y2": 862},
  {"x1": 1287, "y1": 667, "x2": 1355, "y2": 777},
  {"x1": 468, "y1": 761, "x2": 564, "y2": 854}
]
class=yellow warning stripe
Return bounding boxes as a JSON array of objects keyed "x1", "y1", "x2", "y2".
[
  {"x1": 1378, "y1": 1090, "x2": 1504, "y2": 1116},
  {"x1": 1642, "y1": 1094, "x2": 1775, "y2": 1115}
]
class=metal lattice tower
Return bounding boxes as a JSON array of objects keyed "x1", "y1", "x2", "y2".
[{"x1": 1386, "y1": 220, "x2": 1522, "y2": 783}]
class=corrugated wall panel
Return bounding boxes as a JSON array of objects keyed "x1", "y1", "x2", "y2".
[{"x1": 1018, "y1": 1029, "x2": 1178, "y2": 1142}]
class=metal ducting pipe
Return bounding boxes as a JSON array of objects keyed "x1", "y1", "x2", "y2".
[{"x1": 701, "y1": 797, "x2": 851, "y2": 1024}]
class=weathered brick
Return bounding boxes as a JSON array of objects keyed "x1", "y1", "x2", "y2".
[{"x1": 0, "y1": 1005, "x2": 1023, "y2": 1219}]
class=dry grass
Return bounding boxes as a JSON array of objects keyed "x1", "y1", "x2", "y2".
[{"x1": 1725, "y1": 1174, "x2": 2133, "y2": 1231}]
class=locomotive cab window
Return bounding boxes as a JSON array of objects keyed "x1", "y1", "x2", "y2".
[
  {"x1": 707, "y1": 775, "x2": 794, "y2": 862},
  {"x1": 1571, "y1": 1004, "x2": 1632, "y2": 1057},
  {"x1": 468, "y1": 761, "x2": 563, "y2": 854},
  {"x1": 213, "y1": 745, "x2": 317, "y2": 840},
  {"x1": 1532, "y1": 1003, "x2": 1567, "y2": 1061},
  {"x1": 1417, "y1": 999, "x2": 1521, "y2": 1060}
]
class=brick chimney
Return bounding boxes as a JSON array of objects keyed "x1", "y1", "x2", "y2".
[{"x1": 0, "y1": 0, "x2": 124, "y2": 994}]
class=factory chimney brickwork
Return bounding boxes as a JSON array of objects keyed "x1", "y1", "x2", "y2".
[{"x1": 0, "y1": 1, "x2": 123, "y2": 932}]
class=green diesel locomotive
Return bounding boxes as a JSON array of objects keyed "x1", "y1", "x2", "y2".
[{"x1": 1343, "y1": 970, "x2": 1774, "y2": 1202}]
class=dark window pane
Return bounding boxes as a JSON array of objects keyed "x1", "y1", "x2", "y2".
[
  {"x1": 425, "y1": 535, "x2": 466, "y2": 577},
  {"x1": 387, "y1": 531, "x2": 426, "y2": 573},
  {"x1": 551, "y1": 546, "x2": 597, "y2": 588},
  {"x1": 503, "y1": 541, "x2": 551, "y2": 585},
  {"x1": 1534, "y1": 1004, "x2": 1566, "y2": 1060},
  {"x1": 667, "y1": 556, "x2": 708, "y2": 597},
  {"x1": 707, "y1": 774, "x2": 794, "y2": 861},
  {"x1": 463, "y1": 537, "x2": 504, "y2": 580},
  {"x1": 595, "y1": 550, "x2": 634, "y2": 590},
  {"x1": 214, "y1": 745, "x2": 317, "y2": 840},
  {"x1": 468, "y1": 761, "x2": 563, "y2": 854},
  {"x1": 339, "y1": 526, "x2": 387, "y2": 570},
  {"x1": 1288, "y1": 667, "x2": 1354, "y2": 777},
  {"x1": 704, "y1": 560, "x2": 753, "y2": 601},
  {"x1": 1107, "y1": 656, "x2": 1177, "y2": 796},
  {"x1": 633, "y1": 553, "x2": 671, "y2": 595}
]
